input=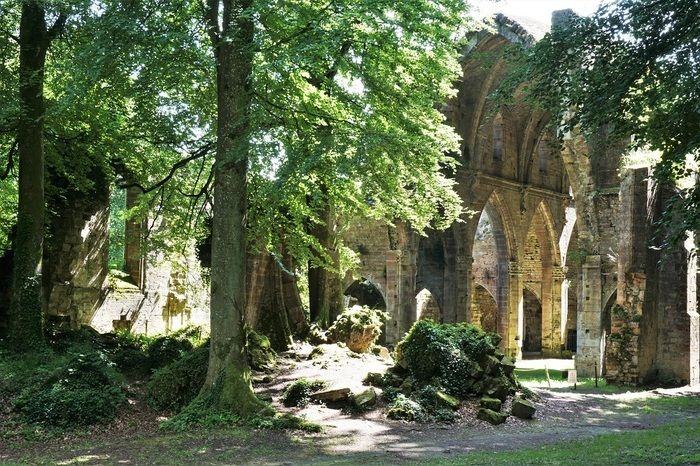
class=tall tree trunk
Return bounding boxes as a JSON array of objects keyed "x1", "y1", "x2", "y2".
[
  {"x1": 308, "y1": 200, "x2": 343, "y2": 327},
  {"x1": 253, "y1": 248, "x2": 308, "y2": 351},
  {"x1": 9, "y1": 2, "x2": 55, "y2": 350},
  {"x1": 200, "y1": 0, "x2": 265, "y2": 416}
]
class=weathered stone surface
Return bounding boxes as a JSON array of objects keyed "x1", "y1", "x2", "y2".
[
  {"x1": 436, "y1": 391, "x2": 460, "y2": 410},
  {"x1": 480, "y1": 355, "x2": 501, "y2": 376},
  {"x1": 482, "y1": 376, "x2": 510, "y2": 401},
  {"x1": 480, "y1": 396, "x2": 502, "y2": 411},
  {"x1": 363, "y1": 372, "x2": 385, "y2": 387},
  {"x1": 372, "y1": 345, "x2": 391, "y2": 359},
  {"x1": 353, "y1": 388, "x2": 377, "y2": 409},
  {"x1": 477, "y1": 407, "x2": 507, "y2": 425},
  {"x1": 310, "y1": 387, "x2": 351, "y2": 403},
  {"x1": 500, "y1": 357, "x2": 516, "y2": 376},
  {"x1": 511, "y1": 397, "x2": 536, "y2": 419}
]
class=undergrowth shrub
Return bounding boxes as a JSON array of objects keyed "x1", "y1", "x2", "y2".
[
  {"x1": 14, "y1": 353, "x2": 126, "y2": 427},
  {"x1": 282, "y1": 379, "x2": 327, "y2": 407},
  {"x1": 145, "y1": 335, "x2": 194, "y2": 370},
  {"x1": 249, "y1": 413, "x2": 322, "y2": 432},
  {"x1": 387, "y1": 394, "x2": 425, "y2": 422},
  {"x1": 146, "y1": 343, "x2": 210, "y2": 411}
]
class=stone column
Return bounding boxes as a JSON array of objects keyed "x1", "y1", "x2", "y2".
[
  {"x1": 505, "y1": 261, "x2": 524, "y2": 359},
  {"x1": 547, "y1": 266, "x2": 566, "y2": 356},
  {"x1": 540, "y1": 268, "x2": 554, "y2": 355},
  {"x1": 576, "y1": 254, "x2": 602, "y2": 377},
  {"x1": 459, "y1": 255, "x2": 474, "y2": 324}
]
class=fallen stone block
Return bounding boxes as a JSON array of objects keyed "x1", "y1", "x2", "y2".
[
  {"x1": 353, "y1": 388, "x2": 377, "y2": 409},
  {"x1": 436, "y1": 391, "x2": 460, "y2": 410},
  {"x1": 310, "y1": 387, "x2": 351, "y2": 403},
  {"x1": 480, "y1": 396, "x2": 502, "y2": 411},
  {"x1": 477, "y1": 407, "x2": 507, "y2": 425},
  {"x1": 511, "y1": 396, "x2": 536, "y2": 419}
]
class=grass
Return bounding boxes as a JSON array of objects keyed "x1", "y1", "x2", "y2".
[
  {"x1": 515, "y1": 368, "x2": 638, "y2": 394},
  {"x1": 425, "y1": 418, "x2": 700, "y2": 465}
]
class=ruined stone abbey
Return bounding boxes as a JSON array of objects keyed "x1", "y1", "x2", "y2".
[{"x1": 5, "y1": 12, "x2": 696, "y2": 388}]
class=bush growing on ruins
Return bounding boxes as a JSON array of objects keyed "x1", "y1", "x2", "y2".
[
  {"x1": 327, "y1": 305, "x2": 389, "y2": 353},
  {"x1": 388, "y1": 320, "x2": 519, "y2": 408},
  {"x1": 387, "y1": 394, "x2": 426, "y2": 422},
  {"x1": 282, "y1": 379, "x2": 327, "y2": 408}
]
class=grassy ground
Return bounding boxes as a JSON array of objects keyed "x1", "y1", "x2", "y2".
[
  {"x1": 2, "y1": 390, "x2": 698, "y2": 465},
  {"x1": 424, "y1": 418, "x2": 700, "y2": 465},
  {"x1": 515, "y1": 368, "x2": 639, "y2": 393}
]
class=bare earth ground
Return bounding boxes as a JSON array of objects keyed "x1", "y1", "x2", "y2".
[{"x1": 2, "y1": 344, "x2": 699, "y2": 465}]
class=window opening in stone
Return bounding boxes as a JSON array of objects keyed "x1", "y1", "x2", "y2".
[
  {"x1": 523, "y1": 288, "x2": 543, "y2": 354},
  {"x1": 344, "y1": 278, "x2": 386, "y2": 310}
]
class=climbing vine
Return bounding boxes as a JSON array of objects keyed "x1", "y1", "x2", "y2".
[{"x1": 607, "y1": 304, "x2": 641, "y2": 365}]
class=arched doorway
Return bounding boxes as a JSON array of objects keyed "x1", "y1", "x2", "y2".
[
  {"x1": 523, "y1": 288, "x2": 542, "y2": 354},
  {"x1": 470, "y1": 192, "x2": 512, "y2": 343},
  {"x1": 416, "y1": 288, "x2": 441, "y2": 322},
  {"x1": 344, "y1": 278, "x2": 388, "y2": 344},
  {"x1": 344, "y1": 278, "x2": 386, "y2": 310},
  {"x1": 472, "y1": 284, "x2": 498, "y2": 333}
]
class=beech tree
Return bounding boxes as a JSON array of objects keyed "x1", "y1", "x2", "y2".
[
  {"x1": 6, "y1": 0, "x2": 67, "y2": 349},
  {"x1": 0, "y1": 0, "x2": 214, "y2": 345},
  {"x1": 197, "y1": 0, "x2": 267, "y2": 416}
]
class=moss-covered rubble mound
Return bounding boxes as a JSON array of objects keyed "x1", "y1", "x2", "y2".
[{"x1": 367, "y1": 320, "x2": 520, "y2": 421}]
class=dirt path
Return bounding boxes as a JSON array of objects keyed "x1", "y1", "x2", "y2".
[{"x1": 2, "y1": 345, "x2": 699, "y2": 465}]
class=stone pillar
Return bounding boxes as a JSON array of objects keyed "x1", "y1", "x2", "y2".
[
  {"x1": 560, "y1": 275, "x2": 569, "y2": 345},
  {"x1": 576, "y1": 254, "x2": 602, "y2": 377},
  {"x1": 459, "y1": 255, "x2": 474, "y2": 324},
  {"x1": 546, "y1": 266, "x2": 566, "y2": 356},
  {"x1": 540, "y1": 268, "x2": 554, "y2": 355},
  {"x1": 125, "y1": 186, "x2": 146, "y2": 289},
  {"x1": 687, "y1": 233, "x2": 700, "y2": 386},
  {"x1": 506, "y1": 261, "x2": 524, "y2": 359}
]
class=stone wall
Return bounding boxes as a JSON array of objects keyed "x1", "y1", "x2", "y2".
[{"x1": 45, "y1": 186, "x2": 111, "y2": 328}]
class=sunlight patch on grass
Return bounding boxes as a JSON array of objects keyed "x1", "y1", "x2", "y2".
[{"x1": 56, "y1": 455, "x2": 111, "y2": 465}]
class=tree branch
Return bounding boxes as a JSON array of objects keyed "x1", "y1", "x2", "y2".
[
  {"x1": 47, "y1": 12, "x2": 67, "y2": 41},
  {"x1": 203, "y1": 0, "x2": 220, "y2": 47},
  {"x1": 1, "y1": 29, "x2": 20, "y2": 43},
  {"x1": 119, "y1": 141, "x2": 214, "y2": 193}
]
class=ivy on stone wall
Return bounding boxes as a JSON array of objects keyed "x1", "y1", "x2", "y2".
[{"x1": 607, "y1": 304, "x2": 641, "y2": 367}]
